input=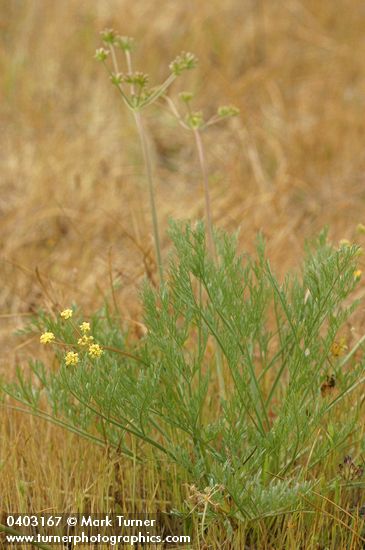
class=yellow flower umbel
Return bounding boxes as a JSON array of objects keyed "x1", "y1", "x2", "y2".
[
  {"x1": 65, "y1": 351, "x2": 79, "y2": 366},
  {"x1": 88, "y1": 343, "x2": 103, "y2": 359},
  {"x1": 40, "y1": 332, "x2": 55, "y2": 345},
  {"x1": 60, "y1": 308, "x2": 73, "y2": 320},
  {"x1": 354, "y1": 269, "x2": 362, "y2": 281},
  {"x1": 78, "y1": 335, "x2": 94, "y2": 347},
  {"x1": 331, "y1": 338, "x2": 348, "y2": 358},
  {"x1": 80, "y1": 322, "x2": 91, "y2": 333}
]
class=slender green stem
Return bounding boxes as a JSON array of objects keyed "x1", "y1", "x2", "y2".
[
  {"x1": 122, "y1": 48, "x2": 163, "y2": 283},
  {"x1": 193, "y1": 128, "x2": 215, "y2": 260},
  {"x1": 192, "y1": 129, "x2": 225, "y2": 400},
  {"x1": 140, "y1": 74, "x2": 176, "y2": 108},
  {"x1": 2, "y1": 402, "x2": 127, "y2": 452},
  {"x1": 134, "y1": 111, "x2": 164, "y2": 283}
]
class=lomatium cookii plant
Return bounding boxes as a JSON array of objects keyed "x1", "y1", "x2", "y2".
[
  {"x1": 3, "y1": 30, "x2": 365, "y2": 546},
  {"x1": 4, "y1": 228, "x2": 365, "y2": 526}
]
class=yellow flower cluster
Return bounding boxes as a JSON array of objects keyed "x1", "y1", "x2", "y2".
[
  {"x1": 65, "y1": 351, "x2": 79, "y2": 366},
  {"x1": 354, "y1": 269, "x2": 362, "y2": 280},
  {"x1": 78, "y1": 335, "x2": 94, "y2": 346},
  {"x1": 80, "y1": 322, "x2": 91, "y2": 333},
  {"x1": 88, "y1": 343, "x2": 103, "y2": 359},
  {"x1": 40, "y1": 332, "x2": 55, "y2": 344},
  {"x1": 39, "y1": 312, "x2": 105, "y2": 366},
  {"x1": 60, "y1": 308, "x2": 73, "y2": 320},
  {"x1": 331, "y1": 338, "x2": 348, "y2": 358}
]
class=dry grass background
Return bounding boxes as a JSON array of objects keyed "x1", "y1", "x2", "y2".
[{"x1": 1, "y1": 0, "x2": 365, "y2": 532}]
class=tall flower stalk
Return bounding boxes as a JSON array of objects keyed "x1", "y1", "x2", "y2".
[
  {"x1": 95, "y1": 30, "x2": 197, "y2": 284},
  {"x1": 165, "y1": 94, "x2": 240, "y2": 399},
  {"x1": 193, "y1": 128, "x2": 215, "y2": 259}
]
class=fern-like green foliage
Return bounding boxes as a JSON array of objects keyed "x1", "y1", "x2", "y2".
[{"x1": 3, "y1": 222, "x2": 364, "y2": 519}]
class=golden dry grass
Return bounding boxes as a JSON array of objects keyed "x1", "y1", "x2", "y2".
[{"x1": 1, "y1": 0, "x2": 365, "y2": 545}]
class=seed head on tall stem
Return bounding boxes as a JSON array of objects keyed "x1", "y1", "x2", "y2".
[
  {"x1": 96, "y1": 29, "x2": 198, "y2": 285},
  {"x1": 165, "y1": 92, "x2": 240, "y2": 401},
  {"x1": 165, "y1": 92, "x2": 239, "y2": 263}
]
